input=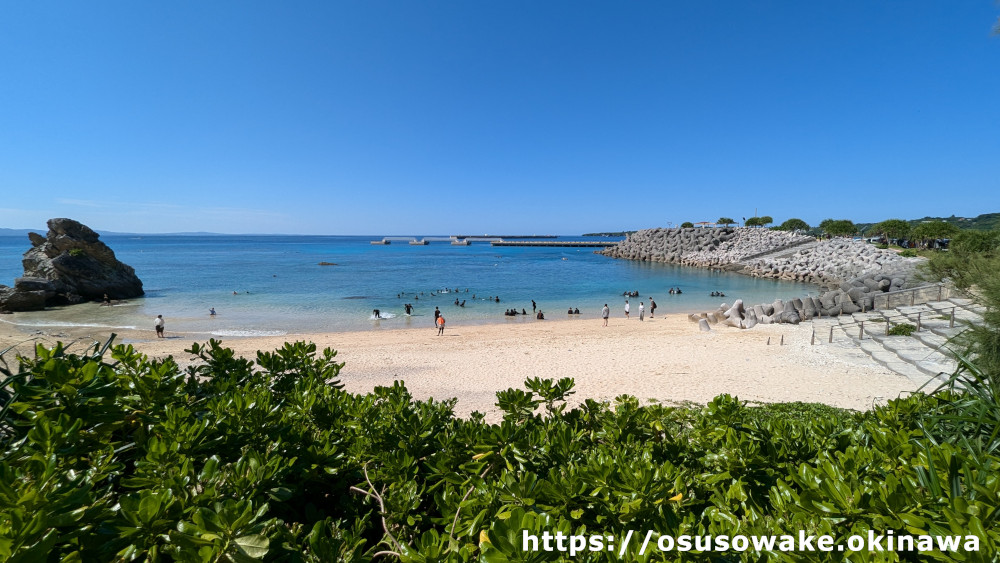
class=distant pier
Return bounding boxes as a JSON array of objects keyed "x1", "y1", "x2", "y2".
[
  {"x1": 490, "y1": 240, "x2": 617, "y2": 247},
  {"x1": 371, "y1": 236, "x2": 616, "y2": 248}
]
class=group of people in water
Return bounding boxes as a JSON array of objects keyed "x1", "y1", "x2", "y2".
[{"x1": 381, "y1": 286, "x2": 736, "y2": 323}]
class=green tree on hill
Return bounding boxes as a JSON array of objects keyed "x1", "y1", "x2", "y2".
[
  {"x1": 745, "y1": 216, "x2": 773, "y2": 228},
  {"x1": 717, "y1": 217, "x2": 735, "y2": 227},
  {"x1": 819, "y1": 219, "x2": 856, "y2": 237},
  {"x1": 776, "y1": 218, "x2": 810, "y2": 232},
  {"x1": 870, "y1": 219, "x2": 911, "y2": 242},
  {"x1": 680, "y1": 221, "x2": 694, "y2": 228},
  {"x1": 911, "y1": 221, "x2": 960, "y2": 248}
]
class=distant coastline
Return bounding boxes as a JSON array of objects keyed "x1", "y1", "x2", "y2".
[{"x1": 582, "y1": 231, "x2": 638, "y2": 237}]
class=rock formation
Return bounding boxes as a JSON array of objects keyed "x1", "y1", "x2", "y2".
[
  {"x1": 599, "y1": 227, "x2": 811, "y2": 268},
  {"x1": 0, "y1": 218, "x2": 143, "y2": 312},
  {"x1": 600, "y1": 226, "x2": 924, "y2": 330}
]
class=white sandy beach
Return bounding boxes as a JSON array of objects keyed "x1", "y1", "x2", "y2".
[{"x1": 1, "y1": 313, "x2": 917, "y2": 419}]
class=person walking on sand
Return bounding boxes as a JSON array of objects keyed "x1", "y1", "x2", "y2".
[
  {"x1": 436, "y1": 314, "x2": 446, "y2": 335},
  {"x1": 649, "y1": 298, "x2": 656, "y2": 318},
  {"x1": 154, "y1": 315, "x2": 165, "y2": 338},
  {"x1": 434, "y1": 307, "x2": 440, "y2": 326},
  {"x1": 624, "y1": 300, "x2": 630, "y2": 319},
  {"x1": 639, "y1": 301, "x2": 645, "y2": 321},
  {"x1": 602, "y1": 304, "x2": 609, "y2": 327}
]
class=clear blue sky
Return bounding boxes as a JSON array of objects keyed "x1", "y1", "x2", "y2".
[{"x1": 1, "y1": 2, "x2": 998, "y2": 235}]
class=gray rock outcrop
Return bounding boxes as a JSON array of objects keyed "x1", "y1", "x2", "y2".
[
  {"x1": 739, "y1": 238, "x2": 913, "y2": 288},
  {"x1": 601, "y1": 227, "x2": 925, "y2": 331},
  {"x1": 0, "y1": 218, "x2": 143, "y2": 312},
  {"x1": 599, "y1": 227, "x2": 811, "y2": 269}
]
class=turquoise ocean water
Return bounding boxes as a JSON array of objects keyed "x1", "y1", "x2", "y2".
[{"x1": 0, "y1": 235, "x2": 817, "y2": 338}]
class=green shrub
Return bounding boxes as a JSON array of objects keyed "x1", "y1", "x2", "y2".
[
  {"x1": 68, "y1": 248, "x2": 85, "y2": 257},
  {"x1": 888, "y1": 322, "x2": 917, "y2": 336},
  {"x1": 875, "y1": 243, "x2": 889, "y2": 249},
  {"x1": 2, "y1": 338, "x2": 997, "y2": 560},
  {"x1": 899, "y1": 249, "x2": 918, "y2": 257}
]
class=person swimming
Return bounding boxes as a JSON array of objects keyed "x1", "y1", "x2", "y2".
[{"x1": 209, "y1": 307, "x2": 216, "y2": 316}]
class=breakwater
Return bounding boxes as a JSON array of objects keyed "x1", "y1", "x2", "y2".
[
  {"x1": 491, "y1": 240, "x2": 616, "y2": 247},
  {"x1": 599, "y1": 227, "x2": 921, "y2": 327}
]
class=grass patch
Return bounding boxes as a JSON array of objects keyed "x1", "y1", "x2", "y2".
[{"x1": 888, "y1": 323, "x2": 917, "y2": 336}]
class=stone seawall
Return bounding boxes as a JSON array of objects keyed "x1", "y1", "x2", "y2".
[
  {"x1": 600, "y1": 227, "x2": 924, "y2": 328},
  {"x1": 598, "y1": 227, "x2": 809, "y2": 268},
  {"x1": 739, "y1": 238, "x2": 911, "y2": 287}
]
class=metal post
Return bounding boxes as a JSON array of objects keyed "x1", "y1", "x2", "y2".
[
  {"x1": 950, "y1": 307, "x2": 955, "y2": 328},
  {"x1": 829, "y1": 326, "x2": 833, "y2": 343},
  {"x1": 910, "y1": 290, "x2": 915, "y2": 306},
  {"x1": 767, "y1": 337, "x2": 771, "y2": 346},
  {"x1": 811, "y1": 329, "x2": 815, "y2": 345},
  {"x1": 859, "y1": 321, "x2": 864, "y2": 340},
  {"x1": 885, "y1": 321, "x2": 890, "y2": 336},
  {"x1": 917, "y1": 312, "x2": 921, "y2": 332},
  {"x1": 938, "y1": 285, "x2": 943, "y2": 301},
  {"x1": 780, "y1": 334, "x2": 784, "y2": 346}
]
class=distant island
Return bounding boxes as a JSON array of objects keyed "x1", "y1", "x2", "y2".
[{"x1": 582, "y1": 231, "x2": 637, "y2": 237}]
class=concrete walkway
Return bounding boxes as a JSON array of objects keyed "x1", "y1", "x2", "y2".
[{"x1": 807, "y1": 297, "x2": 982, "y2": 390}]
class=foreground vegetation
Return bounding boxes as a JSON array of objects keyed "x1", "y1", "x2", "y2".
[{"x1": 1, "y1": 334, "x2": 998, "y2": 561}]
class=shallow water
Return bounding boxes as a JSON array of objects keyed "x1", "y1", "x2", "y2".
[{"x1": 0, "y1": 234, "x2": 818, "y2": 337}]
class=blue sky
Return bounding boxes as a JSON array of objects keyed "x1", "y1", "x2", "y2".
[{"x1": 1, "y1": 2, "x2": 998, "y2": 235}]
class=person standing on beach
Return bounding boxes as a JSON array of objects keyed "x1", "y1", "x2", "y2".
[
  {"x1": 436, "y1": 314, "x2": 445, "y2": 335},
  {"x1": 624, "y1": 300, "x2": 630, "y2": 319},
  {"x1": 154, "y1": 315, "x2": 164, "y2": 338},
  {"x1": 639, "y1": 301, "x2": 645, "y2": 321},
  {"x1": 434, "y1": 307, "x2": 440, "y2": 326},
  {"x1": 602, "y1": 304, "x2": 609, "y2": 327},
  {"x1": 649, "y1": 298, "x2": 656, "y2": 318}
]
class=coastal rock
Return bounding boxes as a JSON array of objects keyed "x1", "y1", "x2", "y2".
[
  {"x1": 603, "y1": 226, "x2": 924, "y2": 332},
  {"x1": 0, "y1": 218, "x2": 143, "y2": 312},
  {"x1": 0, "y1": 286, "x2": 47, "y2": 311}
]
